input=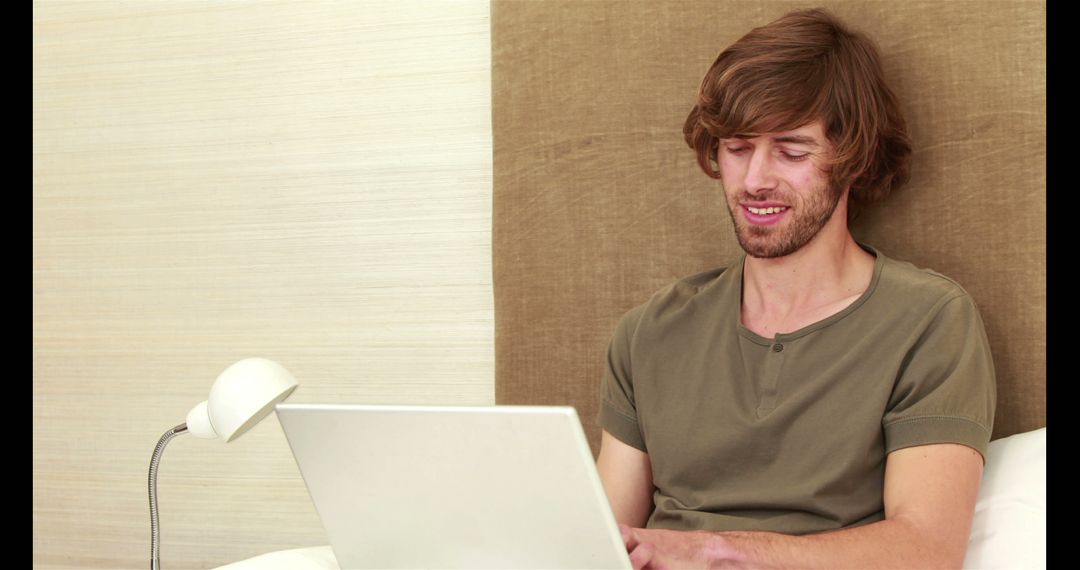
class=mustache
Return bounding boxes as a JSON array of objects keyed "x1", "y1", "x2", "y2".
[{"x1": 737, "y1": 191, "x2": 791, "y2": 202}]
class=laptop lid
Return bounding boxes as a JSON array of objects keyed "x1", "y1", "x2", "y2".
[{"x1": 275, "y1": 403, "x2": 632, "y2": 569}]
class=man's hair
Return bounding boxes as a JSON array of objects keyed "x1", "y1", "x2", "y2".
[{"x1": 683, "y1": 8, "x2": 912, "y2": 220}]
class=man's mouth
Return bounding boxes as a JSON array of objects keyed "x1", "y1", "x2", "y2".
[{"x1": 746, "y1": 206, "x2": 788, "y2": 215}]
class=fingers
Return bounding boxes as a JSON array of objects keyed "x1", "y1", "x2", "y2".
[
  {"x1": 619, "y1": 523, "x2": 634, "y2": 546},
  {"x1": 628, "y1": 539, "x2": 655, "y2": 570},
  {"x1": 621, "y1": 524, "x2": 646, "y2": 554},
  {"x1": 620, "y1": 525, "x2": 657, "y2": 570}
]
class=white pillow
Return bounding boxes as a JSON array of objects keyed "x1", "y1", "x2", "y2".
[{"x1": 963, "y1": 427, "x2": 1046, "y2": 569}]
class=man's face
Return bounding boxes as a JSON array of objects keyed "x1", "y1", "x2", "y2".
[{"x1": 717, "y1": 121, "x2": 845, "y2": 259}]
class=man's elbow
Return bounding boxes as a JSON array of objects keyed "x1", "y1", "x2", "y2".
[{"x1": 889, "y1": 513, "x2": 971, "y2": 569}]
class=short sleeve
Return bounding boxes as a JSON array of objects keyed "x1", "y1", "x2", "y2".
[
  {"x1": 883, "y1": 292, "x2": 997, "y2": 460},
  {"x1": 598, "y1": 304, "x2": 648, "y2": 451}
]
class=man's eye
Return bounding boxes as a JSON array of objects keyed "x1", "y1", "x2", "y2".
[
  {"x1": 725, "y1": 146, "x2": 749, "y2": 155},
  {"x1": 782, "y1": 152, "x2": 809, "y2": 162}
]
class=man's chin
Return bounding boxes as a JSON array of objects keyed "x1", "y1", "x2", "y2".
[
  {"x1": 736, "y1": 231, "x2": 796, "y2": 259},
  {"x1": 738, "y1": 233, "x2": 807, "y2": 259},
  {"x1": 744, "y1": 247, "x2": 793, "y2": 259}
]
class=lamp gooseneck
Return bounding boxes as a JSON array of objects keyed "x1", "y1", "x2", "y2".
[{"x1": 149, "y1": 423, "x2": 188, "y2": 570}]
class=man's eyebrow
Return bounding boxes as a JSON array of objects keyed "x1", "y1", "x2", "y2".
[
  {"x1": 771, "y1": 134, "x2": 820, "y2": 146},
  {"x1": 728, "y1": 134, "x2": 822, "y2": 146}
]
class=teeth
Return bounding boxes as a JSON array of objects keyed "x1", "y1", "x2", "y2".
[{"x1": 748, "y1": 206, "x2": 787, "y2": 215}]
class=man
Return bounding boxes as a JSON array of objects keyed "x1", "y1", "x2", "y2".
[{"x1": 596, "y1": 8, "x2": 996, "y2": 569}]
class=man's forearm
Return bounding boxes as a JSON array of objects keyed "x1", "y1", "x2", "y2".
[
  {"x1": 624, "y1": 445, "x2": 984, "y2": 569},
  {"x1": 707, "y1": 517, "x2": 965, "y2": 569},
  {"x1": 623, "y1": 517, "x2": 967, "y2": 570}
]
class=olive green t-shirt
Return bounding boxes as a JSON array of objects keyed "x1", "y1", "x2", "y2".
[{"x1": 599, "y1": 245, "x2": 996, "y2": 535}]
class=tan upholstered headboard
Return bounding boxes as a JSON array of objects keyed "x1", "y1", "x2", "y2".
[{"x1": 492, "y1": 1, "x2": 1045, "y2": 455}]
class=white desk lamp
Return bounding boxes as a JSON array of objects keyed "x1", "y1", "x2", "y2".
[{"x1": 148, "y1": 358, "x2": 299, "y2": 570}]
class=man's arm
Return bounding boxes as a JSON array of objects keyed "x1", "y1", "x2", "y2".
[
  {"x1": 597, "y1": 429, "x2": 655, "y2": 528},
  {"x1": 621, "y1": 442, "x2": 984, "y2": 569}
]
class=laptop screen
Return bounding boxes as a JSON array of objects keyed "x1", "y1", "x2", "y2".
[{"x1": 276, "y1": 403, "x2": 632, "y2": 569}]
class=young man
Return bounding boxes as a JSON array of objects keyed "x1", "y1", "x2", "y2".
[{"x1": 596, "y1": 9, "x2": 996, "y2": 569}]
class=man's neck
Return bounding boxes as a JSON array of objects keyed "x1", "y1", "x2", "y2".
[{"x1": 740, "y1": 230, "x2": 876, "y2": 338}]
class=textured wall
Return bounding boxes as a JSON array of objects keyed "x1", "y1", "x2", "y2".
[
  {"x1": 492, "y1": 1, "x2": 1045, "y2": 454},
  {"x1": 33, "y1": 2, "x2": 492, "y2": 568}
]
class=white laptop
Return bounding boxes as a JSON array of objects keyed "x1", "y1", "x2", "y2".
[{"x1": 275, "y1": 403, "x2": 633, "y2": 570}]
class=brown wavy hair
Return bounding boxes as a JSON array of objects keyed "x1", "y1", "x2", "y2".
[{"x1": 683, "y1": 8, "x2": 912, "y2": 221}]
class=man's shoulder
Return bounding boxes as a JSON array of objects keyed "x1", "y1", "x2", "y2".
[
  {"x1": 875, "y1": 251, "x2": 975, "y2": 308},
  {"x1": 670, "y1": 265, "x2": 732, "y2": 295},
  {"x1": 621, "y1": 264, "x2": 736, "y2": 323}
]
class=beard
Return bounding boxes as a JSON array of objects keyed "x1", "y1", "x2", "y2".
[{"x1": 726, "y1": 181, "x2": 845, "y2": 259}]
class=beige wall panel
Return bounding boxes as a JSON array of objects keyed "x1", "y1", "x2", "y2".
[{"x1": 34, "y1": 2, "x2": 493, "y2": 569}]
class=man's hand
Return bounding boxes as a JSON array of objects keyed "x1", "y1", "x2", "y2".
[{"x1": 619, "y1": 524, "x2": 746, "y2": 570}]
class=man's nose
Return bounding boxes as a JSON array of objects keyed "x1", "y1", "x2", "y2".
[{"x1": 743, "y1": 149, "x2": 776, "y2": 193}]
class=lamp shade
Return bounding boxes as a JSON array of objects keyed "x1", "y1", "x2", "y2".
[{"x1": 185, "y1": 358, "x2": 299, "y2": 442}]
